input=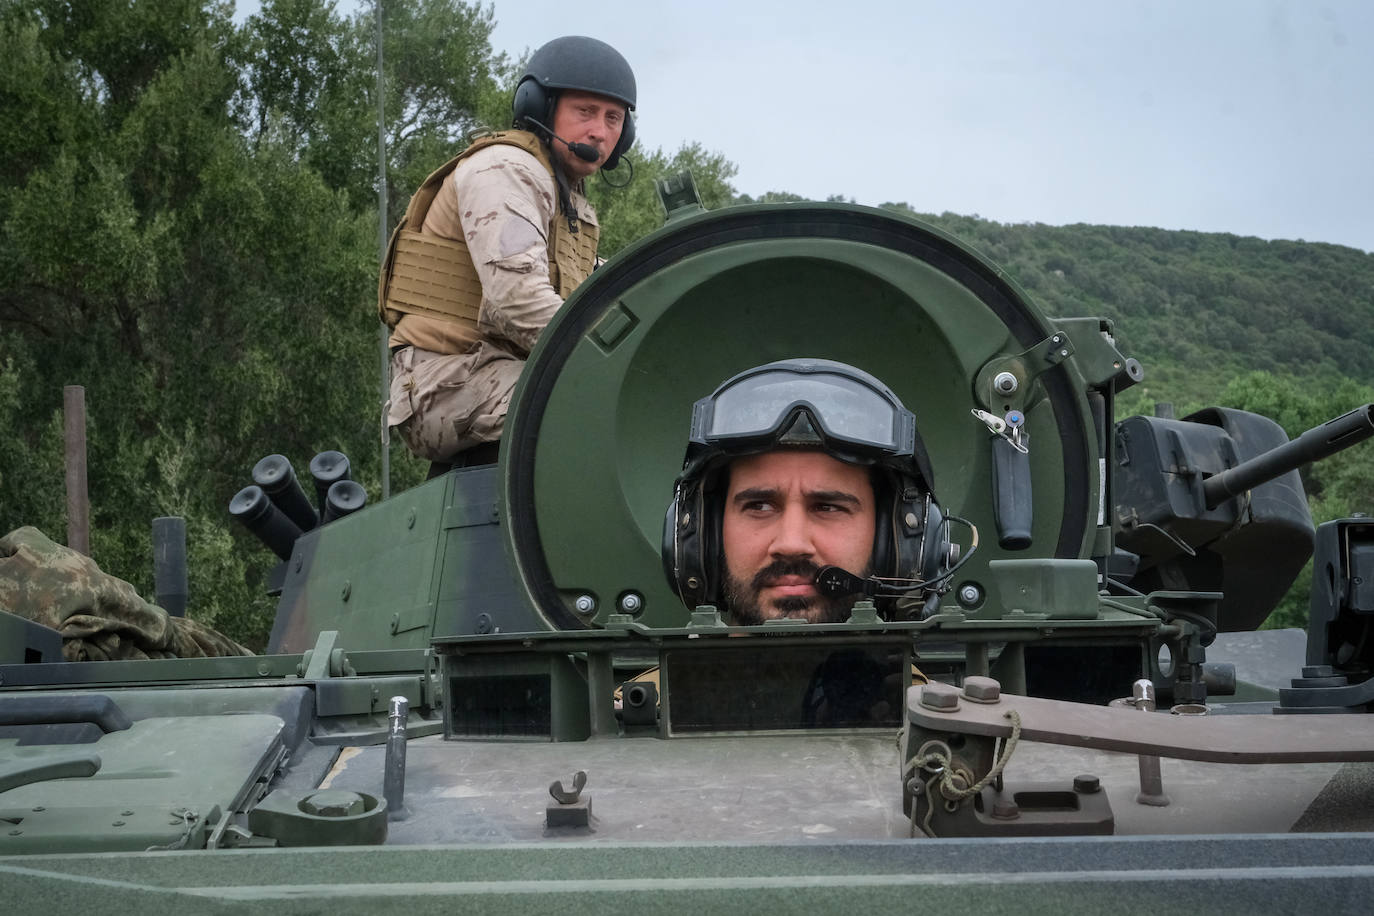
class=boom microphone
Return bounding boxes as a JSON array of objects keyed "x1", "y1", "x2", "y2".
[
  {"x1": 813, "y1": 566, "x2": 925, "y2": 598},
  {"x1": 524, "y1": 117, "x2": 601, "y2": 163},
  {"x1": 813, "y1": 514, "x2": 980, "y2": 599}
]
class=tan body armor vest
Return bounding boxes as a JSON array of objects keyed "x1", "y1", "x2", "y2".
[{"x1": 377, "y1": 130, "x2": 599, "y2": 346}]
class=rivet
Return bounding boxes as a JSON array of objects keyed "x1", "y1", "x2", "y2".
[
  {"x1": 407, "y1": 509, "x2": 417, "y2": 529},
  {"x1": 341, "y1": 580, "x2": 351, "y2": 600},
  {"x1": 121, "y1": 810, "x2": 134, "y2": 817},
  {"x1": 31, "y1": 806, "x2": 44, "y2": 812},
  {"x1": 294, "y1": 556, "x2": 303, "y2": 573},
  {"x1": 112, "y1": 821, "x2": 125, "y2": 827},
  {"x1": 7, "y1": 830, "x2": 20, "y2": 836}
]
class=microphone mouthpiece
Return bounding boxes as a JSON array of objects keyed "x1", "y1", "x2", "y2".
[
  {"x1": 814, "y1": 565, "x2": 867, "y2": 597},
  {"x1": 567, "y1": 140, "x2": 600, "y2": 163},
  {"x1": 522, "y1": 116, "x2": 601, "y2": 165}
]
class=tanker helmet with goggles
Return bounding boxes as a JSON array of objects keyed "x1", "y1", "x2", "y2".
[{"x1": 663, "y1": 358, "x2": 950, "y2": 613}]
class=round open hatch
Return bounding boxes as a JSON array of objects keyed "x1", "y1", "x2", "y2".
[{"x1": 502, "y1": 204, "x2": 1094, "y2": 629}]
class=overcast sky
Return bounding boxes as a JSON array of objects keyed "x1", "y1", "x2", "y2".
[{"x1": 259, "y1": 1, "x2": 1374, "y2": 252}]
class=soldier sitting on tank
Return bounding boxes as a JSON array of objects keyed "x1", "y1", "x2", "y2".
[
  {"x1": 380, "y1": 36, "x2": 636, "y2": 473},
  {"x1": 663, "y1": 358, "x2": 951, "y2": 624}
]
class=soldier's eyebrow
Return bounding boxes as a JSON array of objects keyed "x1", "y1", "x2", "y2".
[
  {"x1": 730, "y1": 486, "x2": 780, "y2": 506},
  {"x1": 804, "y1": 489, "x2": 862, "y2": 506},
  {"x1": 729, "y1": 487, "x2": 862, "y2": 507}
]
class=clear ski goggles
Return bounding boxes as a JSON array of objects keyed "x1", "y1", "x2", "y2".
[{"x1": 689, "y1": 361, "x2": 916, "y2": 459}]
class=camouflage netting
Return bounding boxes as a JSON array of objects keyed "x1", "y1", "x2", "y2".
[{"x1": 0, "y1": 527, "x2": 253, "y2": 660}]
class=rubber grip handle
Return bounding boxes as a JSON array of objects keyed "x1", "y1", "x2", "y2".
[{"x1": 992, "y1": 435, "x2": 1032, "y2": 549}]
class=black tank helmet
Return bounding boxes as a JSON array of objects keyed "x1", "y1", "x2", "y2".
[
  {"x1": 662, "y1": 359, "x2": 954, "y2": 612},
  {"x1": 512, "y1": 36, "x2": 637, "y2": 170}
]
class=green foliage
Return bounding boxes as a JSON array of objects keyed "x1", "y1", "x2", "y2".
[
  {"x1": 733, "y1": 190, "x2": 807, "y2": 205},
  {"x1": 0, "y1": 0, "x2": 395, "y2": 648},
  {"x1": 238, "y1": 0, "x2": 503, "y2": 224}
]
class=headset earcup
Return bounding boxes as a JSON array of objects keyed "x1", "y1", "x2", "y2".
[
  {"x1": 511, "y1": 77, "x2": 549, "y2": 130},
  {"x1": 920, "y1": 499, "x2": 951, "y2": 584},
  {"x1": 887, "y1": 480, "x2": 950, "y2": 586},
  {"x1": 662, "y1": 479, "x2": 712, "y2": 607}
]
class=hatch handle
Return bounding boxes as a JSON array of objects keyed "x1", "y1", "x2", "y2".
[
  {"x1": 0, "y1": 753, "x2": 101, "y2": 794},
  {"x1": 991, "y1": 435, "x2": 1033, "y2": 550},
  {"x1": 0, "y1": 695, "x2": 132, "y2": 733}
]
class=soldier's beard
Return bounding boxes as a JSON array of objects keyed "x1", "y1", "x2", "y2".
[{"x1": 723, "y1": 557, "x2": 870, "y2": 626}]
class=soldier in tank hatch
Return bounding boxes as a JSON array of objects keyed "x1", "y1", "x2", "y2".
[
  {"x1": 662, "y1": 358, "x2": 959, "y2": 625},
  {"x1": 380, "y1": 36, "x2": 636, "y2": 472}
]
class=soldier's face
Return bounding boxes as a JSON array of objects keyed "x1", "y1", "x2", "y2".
[
  {"x1": 551, "y1": 90, "x2": 626, "y2": 180},
  {"x1": 721, "y1": 450, "x2": 876, "y2": 625}
]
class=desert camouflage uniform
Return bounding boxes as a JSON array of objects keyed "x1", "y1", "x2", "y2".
[
  {"x1": 387, "y1": 140, "x2": 598, "y2": 462},
  {"x1": 0, "y1": 526, "x2": 253, "y2": 661}
]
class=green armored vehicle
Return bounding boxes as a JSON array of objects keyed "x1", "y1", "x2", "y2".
[{"x1": 3, "y1": 185, "x2": 1374, "y2": 912}]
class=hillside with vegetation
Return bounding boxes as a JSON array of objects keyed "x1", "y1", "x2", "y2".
[{"x1": 2, "y1": 1, "x2": 1370, "y2": 646}]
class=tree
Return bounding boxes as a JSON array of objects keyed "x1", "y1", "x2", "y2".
[
  {"x1": 0, "y1": 1, "x2": 394, "y2": 647},
  {"x1": 238, "y1": 0, "x2": 504, "y2": 224}
]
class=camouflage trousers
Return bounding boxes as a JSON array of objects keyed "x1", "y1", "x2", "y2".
[
  {"x1": 387, "y1": 343, "x2": 524, "y2": 463},
  {"x1": 0, "y1": 526, "x2": 253, "y2": 661}
]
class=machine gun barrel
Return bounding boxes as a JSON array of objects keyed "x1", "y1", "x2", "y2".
[{"x1": 1203, "y1": 404, "x2": 1374, "y2": 509}]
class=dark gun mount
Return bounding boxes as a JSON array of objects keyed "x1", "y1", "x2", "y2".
[
  {"x1": 1114, "y1": 404, "x2": 1374, "y2": 632},
  {"x1": 1201, "y1": 405, "x2": 1374, "y2": 508},
  {"x1": 1278, "y1": 516, "x2": 1374, "y2": 713}
]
